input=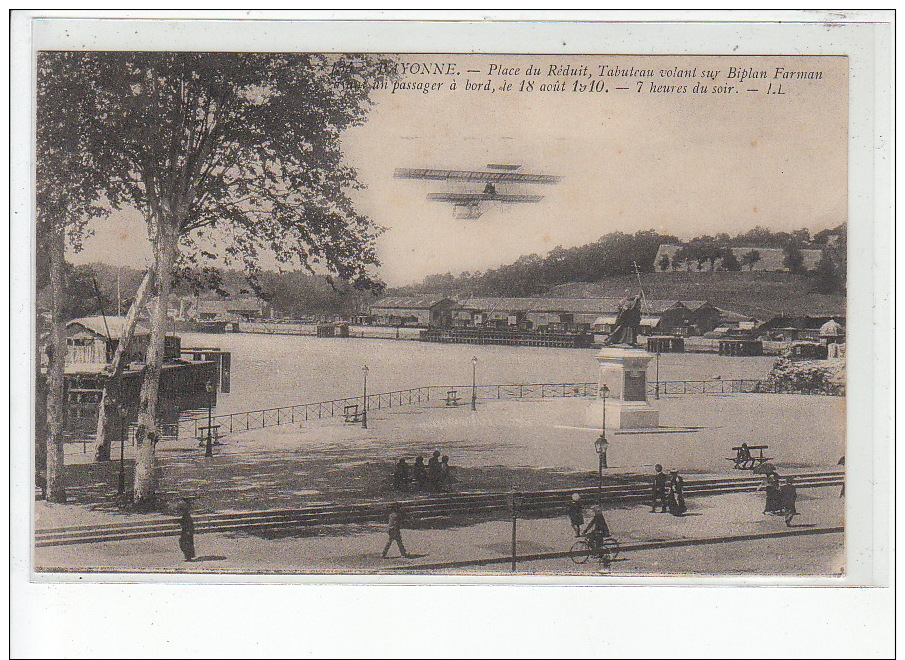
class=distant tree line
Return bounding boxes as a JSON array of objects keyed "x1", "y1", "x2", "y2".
[
  {"x1": 393, "y1": 230, "x2": 675, "y2": 297},
  {"x1": 391, "y1": 224, "x2": 847, "y2": 298},
  {"x1": 50, "y1": 263, "x2": 379, "y2": 319}
]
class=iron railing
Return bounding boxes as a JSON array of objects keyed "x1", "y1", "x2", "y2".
[{"x1": 176, "y1": 378, "x2": 841, "y2": 440}]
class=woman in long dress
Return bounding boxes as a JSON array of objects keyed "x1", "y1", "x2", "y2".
[
  {"x1": 667, "y1": 470, "x2": 687, "y2": 516},
  {"x1": 763, "y1": 471, "x2": 782, "y2": 514}
]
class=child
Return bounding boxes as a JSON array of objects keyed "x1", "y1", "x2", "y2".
[{"x1": 568, "y1": 493, "x2": 584, "y2": 537}]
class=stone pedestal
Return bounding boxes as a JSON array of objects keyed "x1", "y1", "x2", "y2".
[{"x1": 585, "y1": 346, "x2": 660, "y2": 430}]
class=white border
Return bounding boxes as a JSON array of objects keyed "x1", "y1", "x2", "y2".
[{"x1": 10, "y1": 10, "x2": 894, "y2": 658}]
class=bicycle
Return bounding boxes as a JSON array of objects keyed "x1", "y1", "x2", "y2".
[{"x1": 569, "y1": 535, "x2": 620, "y2": 567}]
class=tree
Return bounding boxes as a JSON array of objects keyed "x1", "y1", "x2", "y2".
[
  {"x1": 657, "y1": 253, "x2": 671, "y2": 271},
  {"x1": 36, "y1": 53, "x2": 112, "y2": 501},
  {"x1": 62, "y1": 52, "x2": 393, "y2": 504},
  {"x1": 811, "y1": 248, "x2": 842, "y2": 293},
  {"x1": 782, "y1": 241, "x2": 806, "y2": 274},
  {"x1": 720, "y1": 248, "x2": 741, "y2": 272},
  {"x1": 675, "y1": 236, "x2": 723, "y2": 272},
  {"x1": 740, "y1": 249, "x2": 761, "y2": 271}
]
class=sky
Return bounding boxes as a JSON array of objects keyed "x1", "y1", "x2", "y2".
[{"x1": 68, "y1": 54, "x2": 848, "y2": 286}]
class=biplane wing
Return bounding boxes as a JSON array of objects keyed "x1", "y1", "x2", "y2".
[
  {"x1": 426, "y1": 193, "x2": 545, "y2": 204},
  {"x1": 394, "y1": 167, "x2": 560, "y2": 185}
]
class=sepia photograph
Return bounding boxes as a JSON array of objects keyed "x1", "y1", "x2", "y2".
[
  {"x1": 11, "y1": 10, "x2": 894, "y2": 659},
  {"x1": 30, "y1": 48, "x2": 854, "y2": 578}
]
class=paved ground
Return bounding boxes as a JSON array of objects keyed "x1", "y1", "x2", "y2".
[
  {"x1": 50, "y1": 394, "x2": 845, "y2": 516},
  {"x1": 35, "y1": 486, "x2": 845, "y2": 576}
]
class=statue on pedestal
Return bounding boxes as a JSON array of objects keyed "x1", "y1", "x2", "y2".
[{"x1": 605, "y1": 294, "x2": 642, "y2": 347}]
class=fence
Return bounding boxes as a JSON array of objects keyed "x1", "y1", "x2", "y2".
[{"x1": 176, "y1": 378, "x2": 841, "y2": 440}]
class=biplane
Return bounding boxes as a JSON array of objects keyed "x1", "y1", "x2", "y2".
[{"x1": 393, "y1": 164, "x2": 561, "y2": 219}]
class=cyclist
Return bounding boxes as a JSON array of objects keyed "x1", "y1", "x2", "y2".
[{"x1": 582, "y1": 506, "x2": 611, "y2": 556}]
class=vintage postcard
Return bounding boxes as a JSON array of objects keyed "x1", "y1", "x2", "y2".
[
  {"x1": 11, "y1": 12, "x2": 893, "y2": 656},
  {"x1": 27, "y1": 41, "x2": 861, "y2": 577}
]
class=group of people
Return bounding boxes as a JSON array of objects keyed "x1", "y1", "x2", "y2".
[
  {"x1": 761, "y1": 468, "x2": 798, "y2": 526},
  {"x1": 651, "y1": 464, "x2": 688, "y2": 516},
  {"x1": 392, "y1": 451, "x2": 454, "y2": 492}
]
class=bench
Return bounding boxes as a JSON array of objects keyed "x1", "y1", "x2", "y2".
[
  {"x1": 196, "y1": 424, "x2": 224, "y2": 446},
  {"x1": 726, "y1": 444, "x2": 771, "y2": 470},
  {"x1": 343, "y1": 404, "x2": 364, "y2": 423},
  {"x1": 444, "y1": 389, "x2": 461, "y2": 407}
]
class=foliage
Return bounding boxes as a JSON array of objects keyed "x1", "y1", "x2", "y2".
[
  {"x1": 69, "y1": 51, "x2": 394, "y2": 286},
  {"x1": 36, "y1": 53, "x2": 111, "y2": 278},
  {"x1": 719, "y1": 249, "x2": 741, "y2": 272},
  {"x1": 36, "y1": 52, "x2": 119, "y2": 501},
  {"x1": 809, "y1": 228, "x2": 846, "y2": 294},
  {"x1": 38, "y1": 51, "x2": 394, "y2": 498},
  {"x1": 674, "y1": 236, "x2": 725, "y2": 271},
  {"x1": 393, "y1": 230, "x2": 676, "y2": 297},
  {"x1": 739, "y1": 249, "x2": 762, "y2": 270},
  {"x1": 782, "y1": 242, "x2": 806, "y2": 274},
  {"x1": 761, "y1": 357, "x2": 845, "y2": 395}
]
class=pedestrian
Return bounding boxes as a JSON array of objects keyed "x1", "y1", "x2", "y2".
[
  {"x1": 438, "y1": 455, "x2": 453, "y2": 490},
  {"x1": 412, "y1": 456, "x2": 427, "y2": 491},
  {"x1": 780, "y1": 477, "x2": 798, "y2": 527},
  {"x1": 763, "y1": 470, "x2": 782, "y2": 514},
  {"x1": 176, "y1": 497, "x2": 196, "y2": 562},
  {"x1": 568, "y1": 493, "x2": 584, "y2": 537},
  {"x1": 427, "y1": 451, "x2": 442, "y2": 490},
  {"x1": 651, "y1": 464, "x2": 668, "y2": 513},
  {"x1": 381, "y1": 503, "x2": 410, "y2": 559},
  {"x1": 667, "y1": 470, "x2": 687, "y2": 516},
  {"x1": 392, "y1": 458, "x2": 410, "y2": 491}
]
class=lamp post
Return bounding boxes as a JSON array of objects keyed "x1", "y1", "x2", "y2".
[
  {"x1": 361, "y1": 365, "x2": 369, "y2": 429},
  {"x1": 655, "y1": 346, "x2": 661, "y2": 400},
  {"x1": 205, "y1": 379, "x2": 215, "y2": 457},
  {"x1": 595, "y1": 384, "x2": 610, "y2": 506},
  {"x1": 510, "y1": 490, "x2": 524, "y2": 572},
  {"x1": 470, "y1": 355, "x2": 478, "y2": 411}
]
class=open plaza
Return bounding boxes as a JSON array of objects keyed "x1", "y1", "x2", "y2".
[{"x1": 35, "y1": 337, "x2": 845, "y2": 576}]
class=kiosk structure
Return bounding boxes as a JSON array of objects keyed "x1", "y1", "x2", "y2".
[{"x1": 586, "y1": 346, "x2": 660, "y2": 430}]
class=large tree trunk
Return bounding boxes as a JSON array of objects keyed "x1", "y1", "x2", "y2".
[
  {"x1": 94, "y1": 270, "x2": 153, "y2": 461},
  {"x1": 132, "y1": 222, "x2": 179, "y2": 505},
  {"x1": 45, "y1": 228, "x2": 67, "y2": 503}
]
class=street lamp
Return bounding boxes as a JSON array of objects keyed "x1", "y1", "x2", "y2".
[
  {"x1": 470, "y1": 355, "x2": 478, "y2": 411},
  {"x1": 655, "y1": 346, "x2": 661, "y2": 400},
  {"x1": 510, "y1": 490, "x2": 524, "y2": 572},
  {"x1": 361, "y1": 365, "x2": 369, "y2": 429},
  {"x1": 595, "y1": 384, "x2": 610, "y2": 506},
  {"x1": 204, "y1": 379, "x2": 215, "y2": 457}
]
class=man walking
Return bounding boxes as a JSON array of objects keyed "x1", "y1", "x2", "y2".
[
  {"x1": 382, "y1": 503, "x2": 411, "y2": 559},
  {"x1": 651, "y1": 464, "x2": 668, "y2": 513},
  {"x1": 176, "y1": 497, "x2": 196, "y2": 562}
]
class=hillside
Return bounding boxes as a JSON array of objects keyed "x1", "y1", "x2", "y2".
[{"x1": 547, "y1": 272, "x2": 845, "y2": 319}]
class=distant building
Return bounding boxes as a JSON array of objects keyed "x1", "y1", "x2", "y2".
[
  {"x1": 458, "y1": 297, "x2": 727, "y2": 336},
  {"x1": 654, "y1": 244, "x2": 823, "y2": 272},
  {"x1": 65, "y1": 316, "x2": 151, "y2": 366},
  {"x1": 369, "y1": 296, "x2": 459, "y2": 327},
  {"x1": 370, "y1": 294, "x2": 746, "y2": 336},
  {"x1": 819, "y1": 318, "x2": 845, "y2": 343},
  {"x1": 757, "y1": 315, "x2": 846, "y2": 342},
  {"x1": 175, "y1": 296, "x2": 269, "y2": 323}
]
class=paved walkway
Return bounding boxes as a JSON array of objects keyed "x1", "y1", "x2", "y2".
[{"x1": 35, "y1": 486, "x2": 845, "y2": 576}]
